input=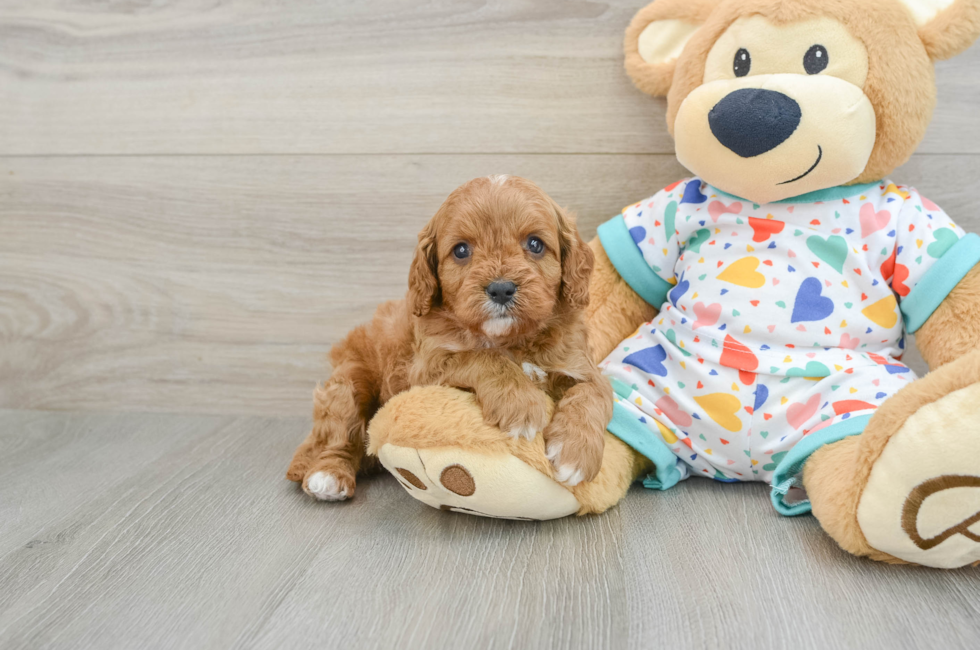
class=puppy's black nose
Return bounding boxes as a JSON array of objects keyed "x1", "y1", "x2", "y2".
[
  {"x1": 708, "y1": 88, "x2": 801, "y2": 158},
  {"x1": 486, "y1": 280, "x2": 517, "y2": 306}
]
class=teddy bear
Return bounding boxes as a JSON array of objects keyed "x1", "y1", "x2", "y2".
[{"x1": 366, "y1": 0, "x2": 980, "y2": 569}]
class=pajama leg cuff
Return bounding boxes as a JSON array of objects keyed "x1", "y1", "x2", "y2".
[
  {"x1": 770, "y1": 414, "x2": 873, "y2": 516},
  {"x1": 606, "y1": 399, "x2": 684, "y2": 491}
]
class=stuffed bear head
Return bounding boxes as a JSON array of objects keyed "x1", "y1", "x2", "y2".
[{"x1": 625, "y1": 0, "x2": 980, "y2": 204}]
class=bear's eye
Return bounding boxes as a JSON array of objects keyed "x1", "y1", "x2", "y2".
[
  {"x1": 733, "y1": 48, "x2": 751, "y2": 77},
  {"x1": 804, "y1": 45, "x2": 829, "y2": 75}
]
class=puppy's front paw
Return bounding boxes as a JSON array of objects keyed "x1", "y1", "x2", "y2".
[
  {"x1": 543, "y1": 415, "x2": 604, "y2": 487},
  {"x1": 479, "y1": 386, "x2": 552, "y2": 441},
  {"x1": 303, "y1": 470, "x2": 355, "y2": 502}
]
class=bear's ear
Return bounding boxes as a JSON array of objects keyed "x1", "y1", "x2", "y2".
[
  {"x1": 624, "y1": 0, "x2": 720, "y2": 97},
  {"x1": 897, "y1": 0, "x2": 980, "y2": 60}
]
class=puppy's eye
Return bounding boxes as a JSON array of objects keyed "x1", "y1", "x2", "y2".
[
  {"x1": 804, "y1": 45, "x2": 828, "y2": 75},
  {"x1": 452, "y1": 243, "x2": 471, "y2": 260},
  {"x1": 733, "y1": 48, "x2": 751, "y2": 77},
  {"x1": 526, "y1": 236, "x2": 545, "y2": 255}
]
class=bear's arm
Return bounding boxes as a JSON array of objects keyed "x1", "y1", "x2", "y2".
[
  {"x1": 913, "y1": 263, "x2": 980, "y2": 369},
  {"x1": 585, "y1": 236, "x2": 657, "y2": 362}
]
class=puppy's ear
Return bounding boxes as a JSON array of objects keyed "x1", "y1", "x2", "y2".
[
  {"x1": 624, "y1": 0, "x2": 720, "y2": 97},
  {"x1": 408, "y1": 220, "x2": 440, "y2": 317},
  {"x1": 897, "y1": 0, "x2": 980, "y2": 60},
  {"x1": 553, "y1": 203, "x2": 594, "y2": 311}
]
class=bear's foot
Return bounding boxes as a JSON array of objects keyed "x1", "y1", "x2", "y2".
[
  {"x1": 805, "y1": 351, "x2": 980, "y2": 568},
  {"x1": 378, "y1": 444, "x2": 581, "y2": 520}
]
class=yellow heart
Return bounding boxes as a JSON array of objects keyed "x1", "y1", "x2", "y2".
[
  {"x1": 747, "y1": 245, "x2": 755, "y2": 252},
  {"x1": 781, "y1": 396, "x2": 789, "y2": 405},
  {"x1": 850, "y1": 387, "x2": 858, "y2": 393},
  {"x1": 656, "y1": 420, "x2": 678, "y2": 444},
  {"x1": 744, "y1": 326, "x2": 752, "y2": 333},
  {"x1": 717, "y1": 257, "x2": 766, "y2": 288},
  {"x1": 695, "y1": 393, "x2": 742, "y2": 433},
  {"x1": 862, "y1": 295, "x2": 899, "y2": 329}
]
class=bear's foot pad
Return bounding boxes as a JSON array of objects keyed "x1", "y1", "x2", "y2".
[{"x1": 859, "y1": 382, "x2": 980, "y2": 568}]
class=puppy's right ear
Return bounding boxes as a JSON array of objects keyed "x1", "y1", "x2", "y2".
[
  {"x1": 408, "y1": 220, "x2": 440, "y2": 317},
  {"x1": 625, "y1": 0, "x2": 719, "y2": 97}
]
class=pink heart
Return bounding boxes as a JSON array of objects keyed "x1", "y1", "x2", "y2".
[
  {"x1": 788, "y1": 250, "x2": 797, "y2": 258},
  {"x1": 859, "y1": 203, "x2": 891, "y2": 238},
  {"x1": 655, "y1": 396, "x2": 693, "y2": 427},
  {"x1": 806, "y1": 352, "x2": 816, "y2": 358},
  {"x1": 839, "y1": 333, "x2": 860, "y2": 350},
  {"x1": 709, "y1": 201, "x2": 742, "y2": 222},
  {"x1": 922, "y1": 196, "x2": 940, "y2": 211},
  {"x1": 772, "y1": 278, "x2": 780, "y2": 286},
  {"x1": 692, "y1": 302, "x2": 722, "y2": 330},
  {"x1": 787, "y1": 393, "x2": 821, "y2": 430},
  {"x1": 767, "y1": 325, "x2": 776, "y2": 333},
  {"x1": 796, "y1": 324, "x2": 807, "y2": 331}
]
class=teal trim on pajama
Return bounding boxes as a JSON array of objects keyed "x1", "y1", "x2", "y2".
[
  {"x1": 769, "y1": 414, "x2": 873, "y2": 516},
  {"x1": 597, "y1": 214, "x2": 673, "y2": 308},
  {"x1": 901, "y1": 232, "x2": 980, "y2": 333},
  {"x1": 606, "y1": 400, "x2": 683, "y2": 492}
]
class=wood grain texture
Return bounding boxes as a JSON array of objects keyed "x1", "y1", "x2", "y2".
[
  {"x1": 0, "y1": 1, "x2": 977, "y2": 155},
  {"x1": 0, "y1": 409, "x2": 977, "y2": 650},
  {"x1": 2, "y1": 154, "x2": 977, "y2": 415}
]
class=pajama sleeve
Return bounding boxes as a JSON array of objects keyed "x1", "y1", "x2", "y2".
[
  {"x1": 891, "y1": 187, "x2": 980, "y2": 333},
  {"x1": 595, "y1": 181, "x2": 686, "y2": 309}
]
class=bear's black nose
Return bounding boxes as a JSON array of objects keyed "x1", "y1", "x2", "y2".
[
  {"x1": 708, "y1": 88, "x2": 802, "y2": 158},
  {"x1": 486, "y1": 280, "x2": 517, "y2": 306}
]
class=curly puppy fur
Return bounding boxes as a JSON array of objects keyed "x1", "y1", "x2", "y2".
[{"x1": 287, "y1": 176, "x2": 613, "y2": 499}]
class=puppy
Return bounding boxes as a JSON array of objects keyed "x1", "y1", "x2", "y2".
[{"x1": 286, "y1": 175, "x2": 613, "y2": 501}]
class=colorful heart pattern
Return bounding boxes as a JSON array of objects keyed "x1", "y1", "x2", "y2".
[{"x1": 598, "y1": 178, "x2": 964, "y2": 484}]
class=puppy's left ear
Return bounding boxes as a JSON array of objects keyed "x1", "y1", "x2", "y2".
[
  {"x1": 553, "y1": 203, "x2": 594, "y2": 311},
  {"x1": 898, "y1": 0, "x2": 980, "y2": 60},
  {"x1": 408, "y1": 219, "x2": 440, "y2": 317}
]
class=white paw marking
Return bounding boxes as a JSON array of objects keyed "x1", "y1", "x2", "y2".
[
  {"x1": 545, "y1": 441, "x2": 563, "y2": 462},
  {"x1": 508, "y1": 425, "x2": 539, "y2": 440},
  {"x1": 555, "y1": 465, "x2": 585, "y2": 487},
  {"x1": 547, "y1": 442, "x2": 584, "y2": 486},
  {"x1": 522, "y1": 362, "x2": 547, "y2": 382},
  {"x1": 306, "y1": 471, "x2": 350, "y2": 501}
]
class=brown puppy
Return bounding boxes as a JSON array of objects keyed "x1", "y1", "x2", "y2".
[{"x1": 287, "y1": 175, "x2": 613, "y2": 501}]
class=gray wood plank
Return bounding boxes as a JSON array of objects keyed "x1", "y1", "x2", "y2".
[
  {"x1": 2, "y1": 154, "x2": 975, "y2": 415},
  {"x1": 0, "y1": 1, "x2": 976, "y2": 155},
  {"x1": 0, "y1": 410, "x2": 977, "y2": 650}
]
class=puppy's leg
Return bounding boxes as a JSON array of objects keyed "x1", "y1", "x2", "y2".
[
  {"x1": 287, "y1": 358, "x2": 379, "y2": 501},
  {"x1": 544, "y1": 371, "x2": 614, "y2": 486}
]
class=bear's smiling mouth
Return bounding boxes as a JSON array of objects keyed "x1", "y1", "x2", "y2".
[{"x1": 778, "y1": 145, "x2": 823, "y2": 185}]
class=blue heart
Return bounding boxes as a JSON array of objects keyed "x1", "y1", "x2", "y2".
[
  {"x1": 875, "y1": 392, "x2": 887, "y2": 399},
  {"x1": 623, "y1": 345, "x2": 668, "y2": 377},
  {"x1": 885, "y1": 365, "x2": 910, "y2": 374},
  {"x1": 753, "y1": 385, "x2": 769, "y2": 411},
  {"x1": 680, "y1": 180, "x2": 708, "y2": 205},
  {"x1": 791, "y1": 277, "x2": 835, "y2": 323},
  {"x1": 788, "y1": 265, "x2": 796, "y2": 273},
  {"x1": 768, "y1": 241, "x2": 777, "y2": 249},
  {"x1": 669, "y1": 276, "x2": 689, "y2": 305},
  {"x1": 629, "y1": 226, "x2": 646, "y2": 244}
]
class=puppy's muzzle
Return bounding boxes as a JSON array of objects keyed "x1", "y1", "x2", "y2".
[{"x1": 486, "y1": 280, "x2": 517, "y2": 307}]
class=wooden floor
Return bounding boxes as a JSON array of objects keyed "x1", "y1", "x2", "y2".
[
  {"x1": 2, "y1": 2, "x2": 979, "y2": 649},
  {"x1": 1, "y1": 409, "x2": 979, "y2": 650}
]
